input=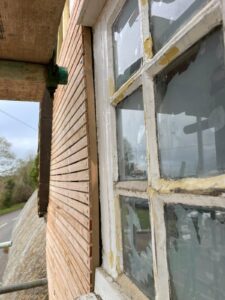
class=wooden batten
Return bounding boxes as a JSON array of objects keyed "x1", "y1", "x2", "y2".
[
  {"x1": 47, "y1": 2, "x2": 100, "y2": 296},
  {"x1": 38, "y1": 90, "x2": 53, "y2": 217}
]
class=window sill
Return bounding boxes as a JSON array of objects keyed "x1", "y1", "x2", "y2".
[
  {"x1": 94, "y1": 268, "x2": 149, "y2": 300},
  {"x1": 76, "y1": 293, "x2": 101, "y2": 300}
]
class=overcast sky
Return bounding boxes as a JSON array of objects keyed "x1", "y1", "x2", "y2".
[{"x1": 0, "y1": 100, "x2": 39, "y2": 160}]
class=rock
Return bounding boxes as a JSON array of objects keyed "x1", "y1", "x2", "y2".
[{"x1": 0, "y1": 191, "x2": 48, "y2": 300}]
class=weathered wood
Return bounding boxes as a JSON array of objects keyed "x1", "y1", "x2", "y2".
[
  {"x1": 48, "y1": 209, "x2": 91, "y2": 256},
  {"x1": 51, "y1": 159, "x2": 88, "y2": 176},
  {"x1": 47, "y1": 8, "x2": 99, "y2": 299},
  {"x1": 50, "y1": 189, "x2": 90, "y2": 217},
  {"x1": 0, "y1": 0, "x2": 65, "y2": 64},
  {"x1": 51, "y1": 121, "x2": 88, "y2": 160},
  {"x1": 77, "y1": 0, "x2": 106, "y2": 26},
  {"x1": 52, "y1": 71, "x2": 86, "y2": 137},
  {"x1": 47, "y1": 226, "x2": 91, "y2": 291},
  {"x1": 48, "y1": 215, "x2": 92, "y2": 271},
  {"x1": 0, "y1": 60, "x2": 47, "y2": 101},
  {"x1": 58, "y1": 1, "x2": 82, "y2": 65},
  {"x1": 48, "y1": 202, "x2": 91, "y2": 242},
  {"x1": 49, "y1": 196, "x2": 90, "y2": 229},
  {"x1": 50, "y1": 180, "x2": 89, "y2": 193},
  {"x1": 54, "y1": 31, "x2": 83, "y2": 113},
  {"x1": 38, "y1": 90, "x2": 53, "y2": 217},
  {"x1": 83, "y1": 27, "x2": 100, "y2": 286},
  {"x1": 50, "y1": 169, "x2": 89, "y2": 182},
  {"x1": 54, "y1": 27, "x2": 83, "y2": 114},
  {"x1": 51, "y1": 134, "x2": 87, "y2": 166},
  {"x1": 51, "y1": 145, "x2": 88, "y2": 171},
  {"x1": 51, "y1": 92, "x2": 87, "y2": 147}
]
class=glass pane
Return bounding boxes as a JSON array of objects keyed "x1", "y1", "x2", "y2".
[
  {"x1": 121, "y1": 196, "x2": 155, "y2": 299},
  {"x1": 155, "y1": 28, "x2": 225, "y2": 179},
  {"x1": 149, "y1": 0, "x2": 208, "y2": 52},
  {"x1": 113, "y1": 0, "x2": 142, "y2": 90},
  {"x1": 165, "y1": 204, "x2": 225, "y2": 300},
  {"x1": 116, "y1": 88, "x2": 147, "y2": 181}
]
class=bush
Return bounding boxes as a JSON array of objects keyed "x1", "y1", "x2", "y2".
[
  {"x1": 0, "y1": 156, "x2": 39, "y2": 209},
  {"x1": 2, "y1": 178, "x2": 15, "y2": 208}
]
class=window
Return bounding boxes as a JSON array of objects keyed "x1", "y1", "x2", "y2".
[
  {"x1": 149, "y1": 0, "x2": 208, "y2": 52},
  {"x1": 116, "y1": 87, "x2": 147, "y2": 180},
  {"x1": 93, "y1": 0, "x2": 225, "y2": 299},
  {"x1": 121, "y1": 196, "x2": 155, "y2": 298},
  {"x1": 165, "y1": 204, "x2": 225, "y2": 300},
  {"x1": 156, "y1": 28, "x2": 225, "y2": 179},
  {"x1": 112, "y1": 0, "x2": 142, "y2": 89}
]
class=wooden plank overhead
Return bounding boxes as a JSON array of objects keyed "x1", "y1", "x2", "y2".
[
  {"x1": 0, "y1": 0, "x2": 65, "y2": 64},
  {"x1": 0, "y1": 60, "x2": 47, "y2": 101}
]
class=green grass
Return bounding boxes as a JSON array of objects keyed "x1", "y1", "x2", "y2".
[
  {"x1": 136, "y1": 208, "x2": 150, "y2": 229},
  {"x1": 0, "y1": 202, "x2": 25, "y2": 216}
]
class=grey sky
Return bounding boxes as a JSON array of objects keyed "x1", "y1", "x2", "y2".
[{"x1": 0, "y1": 100, "x2": 39, "y2": 160}]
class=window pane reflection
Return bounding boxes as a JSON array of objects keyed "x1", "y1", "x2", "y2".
[
  {"x1": 113, "y1": 0, "x2": 142, "y2": 90},
  {"x1": 121, "y1": 196, "x2": 155, "y2": 299},
  {"x1": 117, "y1": 88, "x2": 147, "y2": 181},
  {"x1": 155, "y1": 28, "x2": 225, "y2": 179},
  {"x1": 165, "y1": 204, "x2": 225, "y2": 300},
  {"x1": 149, "y1": 0, "x2": 208, "y2": 52}
]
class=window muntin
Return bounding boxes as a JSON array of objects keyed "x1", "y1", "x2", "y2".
[
  {"x1": 149, "y1": 0, "x2": 208, "y2": 53},
  {"x1": 116, "y1": 87, "x2": 147, "y2": 181},
  {"x1": 121, "y1": 196, "x2": 155, "y2": 299},
  {"x1": 165, "y1": 204, "x2": 225, "y2": 300},
  {"x1": 94, "y1": 0, "x2": 224, "y2": 299},
  {"x1": 112, "y1": 0, "x2": 142, "y2": 90},
  {"x1": 155, "y1": 28, "x2": 225, "y2": 179}
]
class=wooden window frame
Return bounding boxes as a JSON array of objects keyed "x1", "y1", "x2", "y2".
[{"x1": 93, "y1": 0, "x2": 225, "y2": 299}]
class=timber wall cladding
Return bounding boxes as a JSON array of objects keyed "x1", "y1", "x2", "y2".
[{"x1": 46, "y1": 1, "x2": 99, "y2": 299}]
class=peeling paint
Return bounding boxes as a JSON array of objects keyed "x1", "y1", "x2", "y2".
[
  {"x1": 144, "y1": 37, "x2": 153, "y2": 59},
  {"x1": 108, "y1": 251, "x2": 114, "y2": 269},
  {"x1": 148, "y1": 187, "x2": 158, "y2": 199},
  {"x1": 154, "y1": 174, "x2": 225, "y2": 195},
  {"x1": 111, "y1": 73, "x2": 138, "y2": 106},
  {"x1": 116, "y1": 256, "x2": 121, "y2": 274},
  {"x1": 108, "y1": 77, "x2": 115, "y2": 96},
  {"x1": 159, "y1": 47, "x2": 179, "y2": 65},
  {"x1": 140, "y1": 0, "x2": 148, "y2": 6}
]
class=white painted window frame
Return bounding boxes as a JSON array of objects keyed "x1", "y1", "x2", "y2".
[
  {"x1": 69, "y1": 0, "x2": 75, "y2": 16},
  {"x1": 93, "y1": 0, "x2": 225, "y2": 299}
]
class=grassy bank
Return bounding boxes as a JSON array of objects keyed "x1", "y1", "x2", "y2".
[{"x1": 0, "y1": 202, "x2": 25, "y2": 216}]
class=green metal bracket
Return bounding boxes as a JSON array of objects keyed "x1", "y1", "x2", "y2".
[{"x1": 47, "y1": 56, "x2": 68, "y2": 96}]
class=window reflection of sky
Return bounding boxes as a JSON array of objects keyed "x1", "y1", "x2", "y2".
[
  {"x1": 151, "y1": 0, "x2": 195, "y2": 21},
  {"x1": 113, "y1": 0, "x2": 142, "y2": 88},
  {"x1": 150, "y1": 0, "x2": 207, "y2": 51},
  {"x1": 121, "y1": 196, "x2": 155, "y2": 299},
  {"x1": 156, "y1": 29, "x2": 225, "y2": 178},
  {"x1": 165, "y1": 204, "x2": 225, "y2": 300},
  {"x1": 117, "y1": 88, "x2": 147, "y2": 180}
]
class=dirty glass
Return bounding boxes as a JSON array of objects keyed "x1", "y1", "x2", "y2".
[
  {"x1": 113, "y1": 0, "x2": 142, "y2": 90},
  {"x1": 149, "y1": 0, "x2": 208, "y2": 52},
  {"x1": 116, "y1": 88, "x2": 147, "y2": 181},
  {"x1": 165, "y1": 204, "x2": 225, "y2": 300},
  {"x1": 121, "y1": 196, "x2": 155, "y2": 298},
  {"x1": 155, "y1": 28, "x2": 225, "y2": 179}
]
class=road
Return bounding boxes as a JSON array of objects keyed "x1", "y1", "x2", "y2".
[{"x1": 0, "y1": 210, "x2": 21, "y2": 282}]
